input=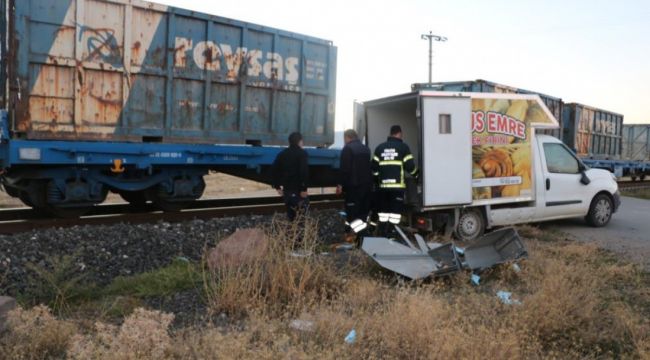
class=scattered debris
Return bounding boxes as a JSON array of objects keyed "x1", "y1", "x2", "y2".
[
  {"x1": 471, "y1": 274, "x2": 481, "y2": 286},
  {"x1": 512, "y1": 263, "x2": 522, "y2": 273},
  {"x1": 331, "y1": 243, "x2": 356, "y2": 253},
  {"x1": 496, "y1": 291, "x2": 522, "y2": 305},
  {"x1": 290, "y1": 250, "x2": 313, "y2": 258},
  {"x1": 345, "y1": 329, "x2": 357, "y2": 344},
  {"x1": 175, "y1": 256, "x2": 190, "y2": 263},
  {"x1": 361, "y1": 226, "x2": 527, "y2": 280},
  {"x1": 463, "y1": 228, "x2": 528, "y2": 270},
  {"x1": 289, "y1": 319, "x2": 315, "y2": 332}
]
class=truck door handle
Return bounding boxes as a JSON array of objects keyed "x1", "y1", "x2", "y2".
[{"x1": 546, "y1": 178, "x2": 550, "y2": 190}]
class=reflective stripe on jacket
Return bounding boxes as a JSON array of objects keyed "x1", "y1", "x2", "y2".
[{"x1": 371, "y1": 137, "x2": 418, "y2": 189}]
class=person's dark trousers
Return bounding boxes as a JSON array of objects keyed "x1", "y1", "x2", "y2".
[
  {"x1": 376, "y1": 189, "x2": 405, "y2": 237},
  {"x1": 283, "y1": 190, "x2": 309, "y2": 221},
  {"x1": 283, "y1": 190, "x2": 309, "y2": 247},
  {"x1": 344, "y1": 184, "x2": 372, "y2": 235}
]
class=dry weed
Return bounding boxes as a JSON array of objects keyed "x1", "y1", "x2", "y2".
[
  {"x1": 0, "y1": 305, "x2": 77, "y2": 359},
  {"x1": 68, "y1": 308, "x2": 174, "y2": 360},
  {"x1": 2, "y1": 225, "x2": 648, "y2": 359},
  {"x1": 204, "y1": 215, "x2": 343, "y2": 317}
]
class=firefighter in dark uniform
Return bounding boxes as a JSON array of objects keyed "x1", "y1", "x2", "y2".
[
  {"x1": 336, "y1": 129, "x2": 372, "y2": 239},
  {"x1": 372, "y1": 125, "x2": 418, "y2": 236},
  {"x1": 272, "y1": 132, "x2": 309, "y2": 221}
]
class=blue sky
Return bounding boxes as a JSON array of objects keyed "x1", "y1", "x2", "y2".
[{"x1": 157, "y1": 0, "x2": 650, "y2": 128}]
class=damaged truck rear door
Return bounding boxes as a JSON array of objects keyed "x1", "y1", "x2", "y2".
[{"x1": 359, "y1": 91, "x2": 621, "y2": 242}]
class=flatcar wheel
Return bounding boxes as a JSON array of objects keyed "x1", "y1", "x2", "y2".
[
  {"x1": 153, "y1": 198, "x2": 191, "y2": 212},
  {"x1": 18, "y1": 193, "x2": 35, "y2": 207},
  {"x1": 45, "y1": 205, "x2": 93, "y2": 218},
  {"x1": 119, "y1": 191, "x2": 148, "y2": 207}
]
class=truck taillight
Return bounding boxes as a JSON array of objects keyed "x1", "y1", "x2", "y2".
[{"x1": 415, "y1": 217, "x2": 430, "y2": 230}]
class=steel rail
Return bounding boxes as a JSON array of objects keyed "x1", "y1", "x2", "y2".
[{"x1": 0, "y1": 194, "x2": 342, "y2": 235}]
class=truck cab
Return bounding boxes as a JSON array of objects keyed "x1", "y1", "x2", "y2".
[
  {"x1": 490, "y1": 134, "x2": 620, "y2": 228},
  {"x1": 359, "y1": 91, "x2": 620, "y2": 242}
]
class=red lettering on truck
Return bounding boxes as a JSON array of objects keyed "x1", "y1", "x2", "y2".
[{"x1": 474, "y1": 111, "x2": 526, "y2": 140}]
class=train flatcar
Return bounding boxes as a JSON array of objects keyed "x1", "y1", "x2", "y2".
[{"x1": 0, "y1": 0, "x2": 340, "y2": 216}]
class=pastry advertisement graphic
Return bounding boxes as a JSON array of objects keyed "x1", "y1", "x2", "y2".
[{"x1": 471, "y1": 98, "x2": 552, "y2": 201}]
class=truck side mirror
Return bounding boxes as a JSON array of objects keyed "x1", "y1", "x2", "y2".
[{"x1": 580, "y1": 171, "x2": 591, "y2": 185}]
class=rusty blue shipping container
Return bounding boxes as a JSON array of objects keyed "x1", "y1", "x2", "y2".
[
  {"x1": 412, "y1": 80, "x2": 565, "y2": 140},
  {"x1": 1, "y1": 0, "x2": 337, "y2": 146}
]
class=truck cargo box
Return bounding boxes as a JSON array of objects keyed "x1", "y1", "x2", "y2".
[
  {"x1": 562, "y1": 103, "x2": 622, "y2": 159},
  {"x1": 413, "y1": 80, "x2": 564, "y2": 140},
  {"x1": 361, "y1": 91, "x2": 558, "y2": 208},
  {"x1": 0, "y1": 0, "x2": 336, "y2": 146},
  {"x1": 622, "y1": 124, "x2": 650, "y2": 161}
]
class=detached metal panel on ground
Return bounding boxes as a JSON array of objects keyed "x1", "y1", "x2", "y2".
[
  {"x1": 562, "y1": 103, "x2": 623, "y2": 159},
  {"x1": 4, "y1": 0, "x2": 336, "y2": 146},
  {"x1": 622, "y1": 125, "x2": 650, "y2": 161}
]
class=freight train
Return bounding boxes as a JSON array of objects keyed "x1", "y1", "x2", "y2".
[
  {"x1": 0, "y1": 0, "x2": 340, "y2": 216},
  {"x1": 414, "y1": 80, "x2": 650, "y2": 180}
]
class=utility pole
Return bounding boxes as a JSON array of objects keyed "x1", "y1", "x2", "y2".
[{"x1": 421, "y1": 31, "x2": 447, "y2": 83}]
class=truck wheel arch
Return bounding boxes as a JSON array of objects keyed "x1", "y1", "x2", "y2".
[{"x1": 585, "y1": 191, "x2": 615, "y2": 227}]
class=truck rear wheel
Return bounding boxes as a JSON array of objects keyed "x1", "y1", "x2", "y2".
[
  {"x1": 585, "y1": 193, "x2": 613, "y2": 227},
  {"x1": 454, "y1": 208, "x2": 485, "y2": 245}
]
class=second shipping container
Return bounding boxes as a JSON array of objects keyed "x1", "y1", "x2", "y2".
[{"x1": 562, "y1": 103, "x2": 623, "y2": 159}]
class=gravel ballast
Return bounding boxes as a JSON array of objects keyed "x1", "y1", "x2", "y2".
[{"x1": 0, "y1": 210, "x2": 346, "y2": 297}]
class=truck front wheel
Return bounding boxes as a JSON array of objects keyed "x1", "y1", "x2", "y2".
[
  {"x1": 585, "y1": 193, "x2": 613, "y2": 227},
  {"x1": 455, "y1": 208, "x2": 485, "y2": 244}
]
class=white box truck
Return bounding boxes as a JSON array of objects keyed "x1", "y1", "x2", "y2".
[{"x1": 358, "y1": 91, "x2": 621, "y2": 242}]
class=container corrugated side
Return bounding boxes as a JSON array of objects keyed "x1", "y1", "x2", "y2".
[
  {"x1": 562, "y1": 103, "x2": 623, "y2": 159},
  {"x1": 6, "y1": 0, "x2": 336, "y2": 146},
  {"x1": 622, "y1": 124, "x2": 650, "y2": 161},
  {"x1": 415, "y1": 80, "x2": 564, "y2": 140}
]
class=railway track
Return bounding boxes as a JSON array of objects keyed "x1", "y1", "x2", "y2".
[
  {"x1": 0, "y1": 194, "x2": 343, "y2": 235},
  {"x1": 1, "y1": 180, "x2": 644, "y2": 235},
  {"x1": 617, "y1": 180, "x2": 650, "y2": 190}
]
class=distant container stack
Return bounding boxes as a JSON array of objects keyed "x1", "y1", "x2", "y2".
[
  {"x1": 413, "y1": 79, "x2": 627, "y2": 160},
  {"x1": 562, "y1": 103, "x2": 623, "y2": 159},
  {"x1": 622, "y1": 125, "x2": 650, "y2": 161}
]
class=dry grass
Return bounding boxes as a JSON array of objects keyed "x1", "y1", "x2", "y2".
[
  {"x1": 203, "y1": 215, "x2": 343, "y2": 317},
  {"x1": 2, "y1": 222, "x2": 649, "y2": 359},
  {"x1": 0, "y1": 305, "x2": 77, "y2": 359}
]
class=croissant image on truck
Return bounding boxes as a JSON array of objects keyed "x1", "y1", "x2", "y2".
[{"x1": 357, "y1": 91, "x2": 621, "y2": 242}]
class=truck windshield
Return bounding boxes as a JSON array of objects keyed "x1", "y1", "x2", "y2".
[{"x1": 544, "y1": 143, "x2": 580, "y2": 174}]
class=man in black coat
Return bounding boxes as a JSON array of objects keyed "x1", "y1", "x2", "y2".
[
  {"x1": 337, "y1": 129, "x2": 373, "y2": 238},
  {"x1": 372, "y1": 125, "x2": 418, "y2": 236},
  {"x1": 272, "y1": 132, "x2": 309, "y2": 221}
]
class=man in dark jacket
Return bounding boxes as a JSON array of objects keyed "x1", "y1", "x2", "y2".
[
  {"x1": 272, "y1": 132, "x2": 309, "y2": 221},
  {"x1": 336, "y1": 129, "x2": 372, "y2": 238},
  {"x1": 372, "y1": 125, "x2": 418, "y2": 236}
]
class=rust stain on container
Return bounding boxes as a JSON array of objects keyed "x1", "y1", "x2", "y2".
[{"x1": 7, "y1": 0, "x2": 335, "y2": 146}]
